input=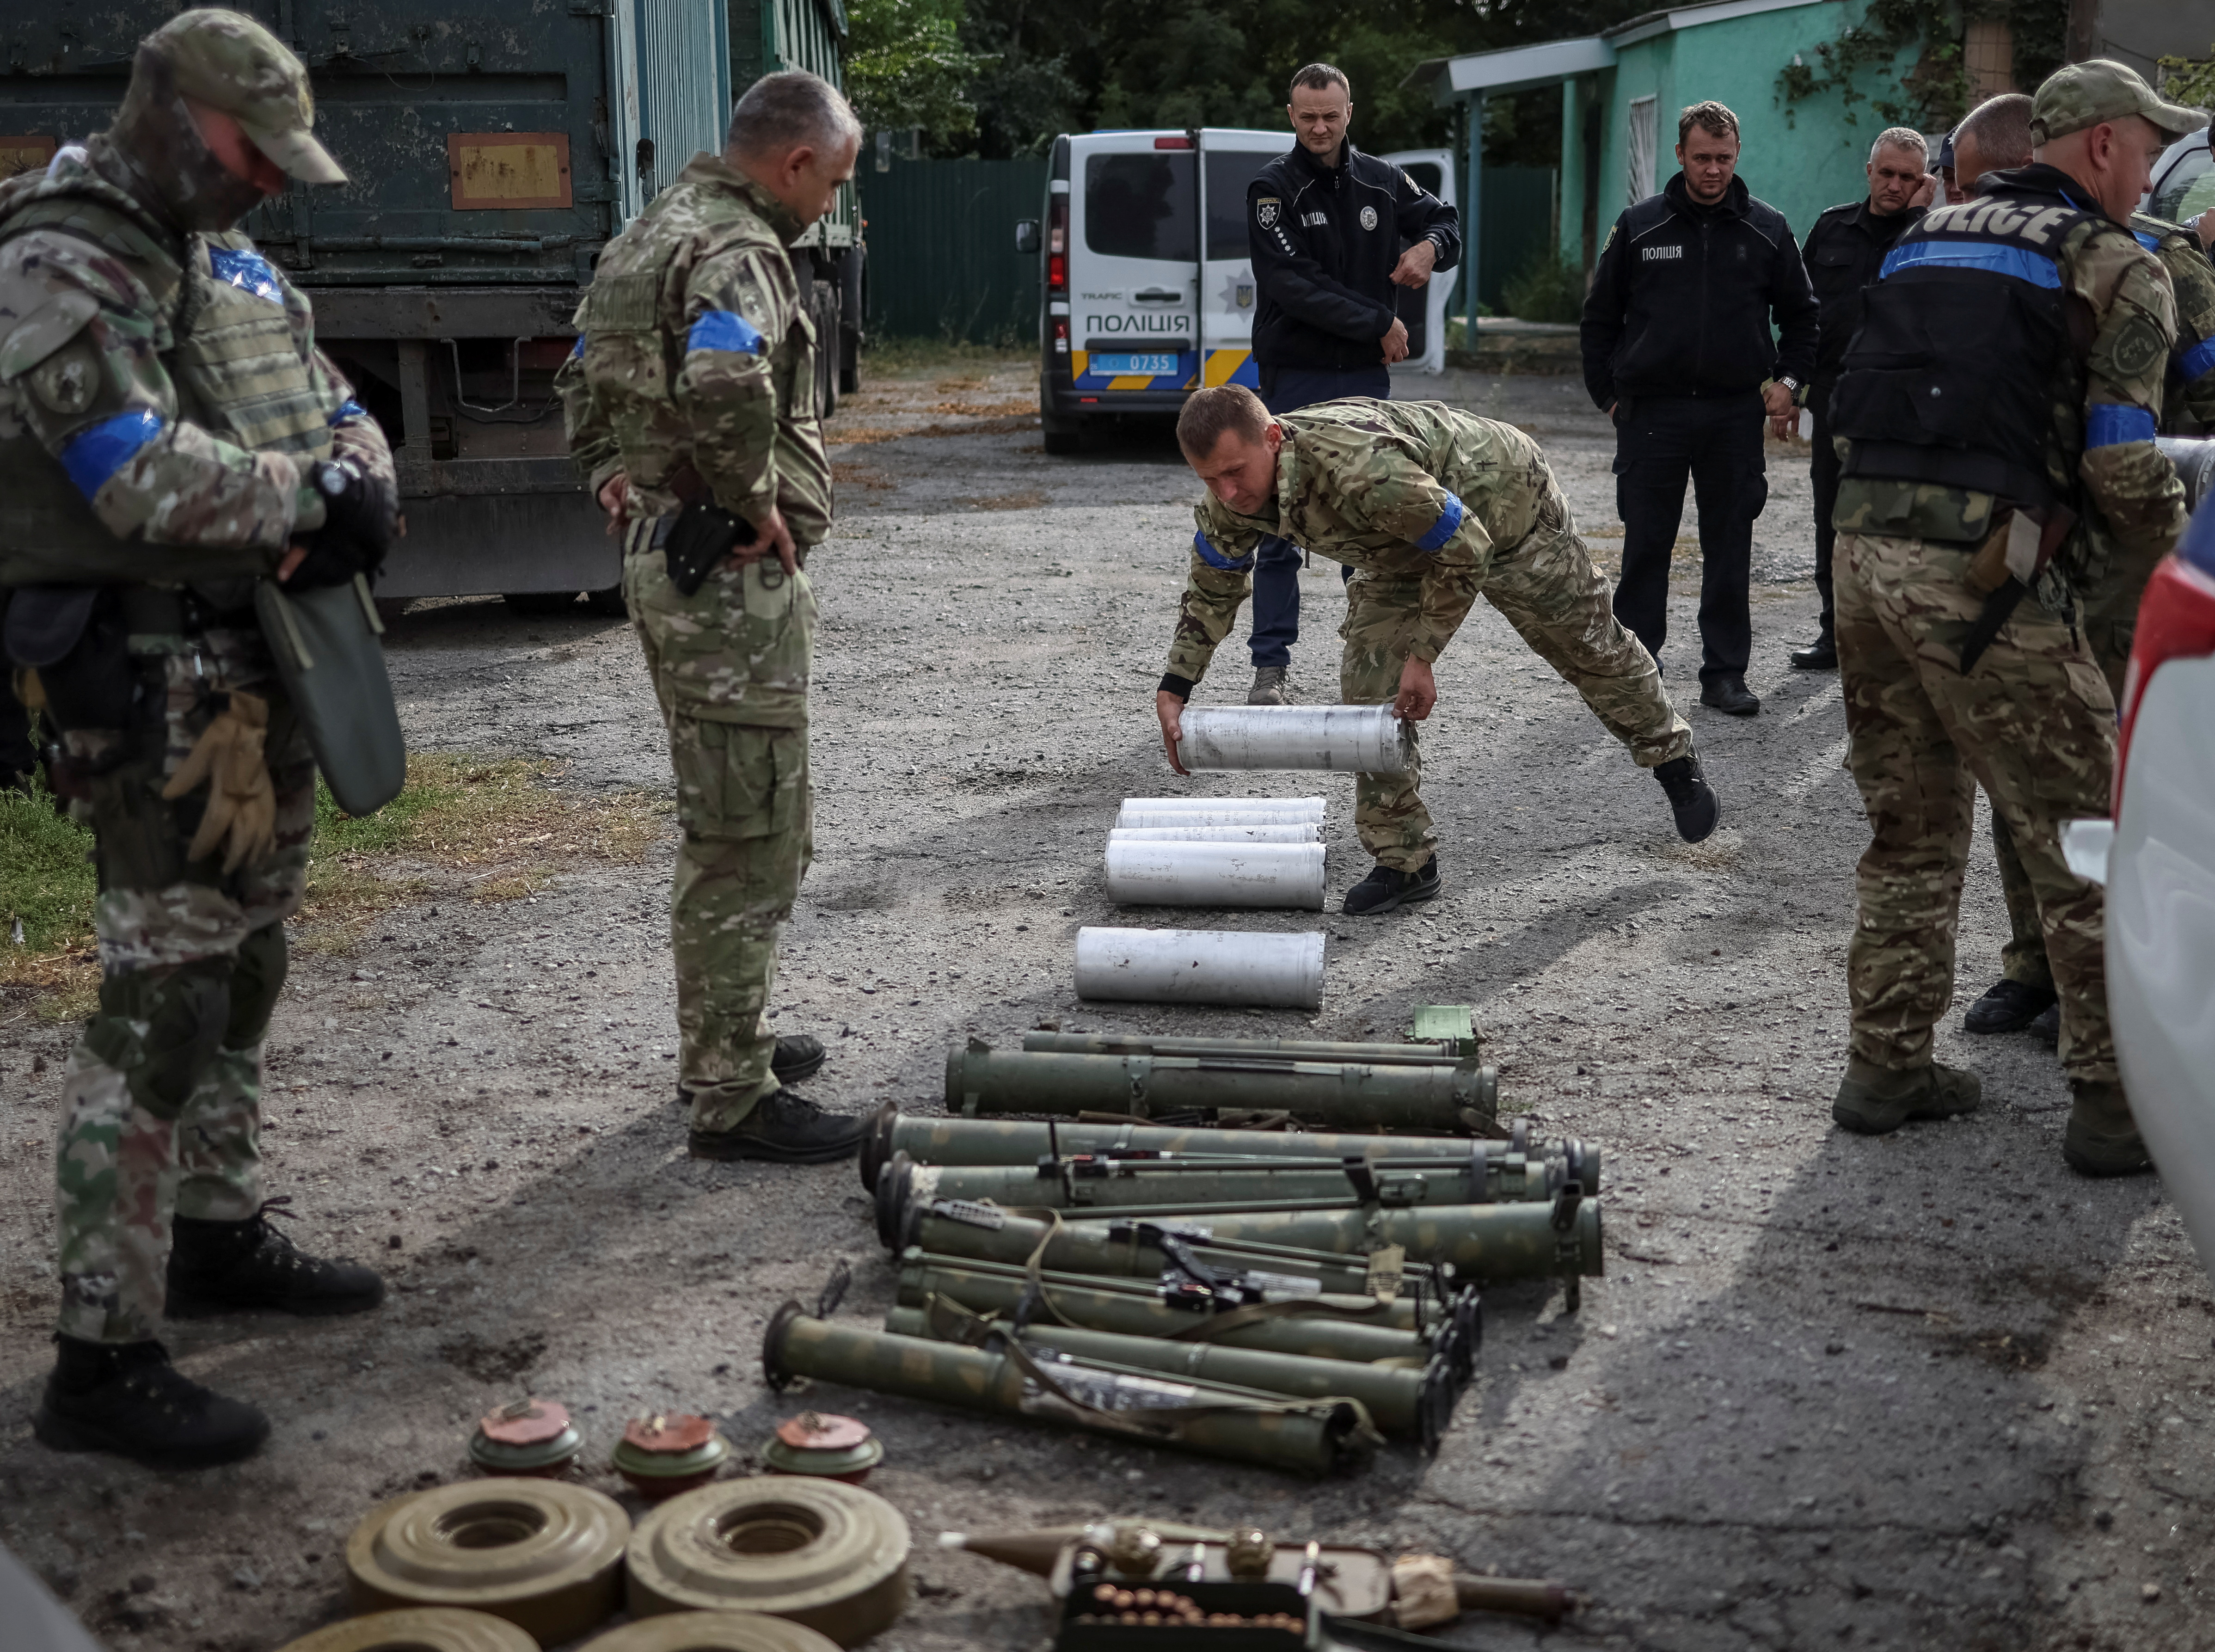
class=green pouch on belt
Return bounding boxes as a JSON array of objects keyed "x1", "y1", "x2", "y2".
[{"x1": 254, "y1": 574, "x2": 406, "y2": 816}]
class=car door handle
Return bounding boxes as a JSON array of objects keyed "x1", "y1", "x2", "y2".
[{"x1": 1133, "y1": 288, "x2": 1184, "y2": 303}]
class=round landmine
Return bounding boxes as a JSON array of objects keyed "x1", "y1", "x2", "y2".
[
  {"x1": 577, "y1": 1611, "x2": 843, "y2": 1652},
  {"x1": 346, "y1": 1478, "x2": 630, "y2": 1643},
  {"x1": 273, "y1": 1607, "x2": 541, "y2": 1652},
  {"x1": 614, "y1": 1414, "x2": 733, "y2": 1501},
  {"x1": 469, "y1": 1399, "x2": 583, "y2": 1479},
  {"x1": 626, "y1": 1478, "x2": 911, "y2": 1647},
  {"x1": 761, "y1": 1412, "x2": 882, "y2": 1484}
]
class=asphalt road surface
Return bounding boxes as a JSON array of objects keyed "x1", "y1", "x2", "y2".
[{"x1": 1, "y1": 357, "x2": 2208, "y2": 1652}]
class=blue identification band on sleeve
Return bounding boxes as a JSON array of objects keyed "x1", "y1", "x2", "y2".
[
  {"x1": 331, "y1": 399, "x2": 367, "y2": 423},
  {"x1": 2085, "y1": 404, "x2": 2157, "y2": 448},
  {"x1": 1415, "y1": 494, "x2": 1465, "y2": 552},
  {"x1": 2135, "y1": 229, "x2": 2165, "y2": 252},
  {"x1": 569, "y1": 334, "x2": 584, "y2": 359},
  {"x1": 1192, "y1": 530, "x2": 1255, "y2": 572},
  {"x1": 60, "y1": 408, "x2": 165, "y2": 499},
  {"x1": 1880, "y1": 240, "x2": 2062, "y2": 289},
  {"x1": 208, "y1": 248, "x2": 285, "y2": 305},
  {"x1": 2180, "y1": 335, "x2": 2215, "y2": 384},
  {"x1": 687, "y1": 310, "x2": 766, "y2": 354}
]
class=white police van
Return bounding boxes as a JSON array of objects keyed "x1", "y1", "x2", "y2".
[{"x1": 1019, "y1": 130, "x2": 1455, "y2": 454}]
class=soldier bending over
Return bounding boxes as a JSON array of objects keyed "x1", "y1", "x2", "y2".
[{"x1": 1154, "y1": 386, "x2": 1721, "y2": 915}]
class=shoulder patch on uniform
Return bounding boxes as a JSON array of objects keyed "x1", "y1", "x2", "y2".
[
  {"x1": 584, "y1": 271, "x2": 661, "y2": 331},
  {"x1": 208, "y1": 248, "x2": 284, "y2": 306},
  {"x1": 1256, "y1": 197, "x2": 1280, "y2": 228},
  {"x1": 1602, "y1": 223, "x2": 1618, "y2": 252},
  {"x1": 0, "y1": 287, "x2": 99, "y2": 381}
]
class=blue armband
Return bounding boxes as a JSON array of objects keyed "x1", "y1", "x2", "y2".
[
  {"x1": 331, "y1": 398, "x2": 367, "y2": 424},
  {"x1": 687, "y1": 310, "x2": 765, "y2": 355},
  {"x1": 209, "y1": 248, "x2": 284, "y2": 305},
  {"x1": 1192, "y1": 530, "x2": 1254, "y2": 572},
  {"x1": 1415, "y1": 494, "x2": 1465, "y2": 552},
  {"x1": 2086, "y1": 405, "x2": 2157, "y2": 448},
  {"x1": 2179, "y1": 335, "x2": 2215, "y2": 385},
  {"x1": 60, "y1": 408, "x2": 165, "y2": 500},
  {"x1": 569, "y1": 334, "x2": 585, "y2": 359}
]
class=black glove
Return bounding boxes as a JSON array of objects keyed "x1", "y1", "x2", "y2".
[
  {"x1": 286, "y1": 460, "x2": 399, "y2": 590},
  {"x1": 663, "y1": 498, "x2": 758, "y2": 596}
]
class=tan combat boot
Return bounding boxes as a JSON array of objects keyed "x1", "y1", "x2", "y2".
[
  {"x1": 1832, "y1": 1057, "x2": 1983, "y2": 1135},
  {"x1": 2062, "y1": 1080, "x2": 2153, "y2": 1177}
]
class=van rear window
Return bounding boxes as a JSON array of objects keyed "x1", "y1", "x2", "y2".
[{"x1": 1085, "y1": 149, "x2": 1287, "y2": 263}]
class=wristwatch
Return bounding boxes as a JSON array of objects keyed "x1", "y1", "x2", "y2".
[{"x1": 1777, "y1": 375, "x2": 1802, "y2": 398}]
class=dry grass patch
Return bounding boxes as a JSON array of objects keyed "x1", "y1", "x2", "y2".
[{"x1": 967, "y1": 490, "x2": 1049, "y2": 511}]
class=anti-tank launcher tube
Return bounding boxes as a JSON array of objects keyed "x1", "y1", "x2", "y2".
[
  {"x1": 1021, "y1": 1032, "x2": 1472, "y2": 1062},
  {"x1": 944, "y1": 1039, "x2": 1497, "y2": 1134},
  {"x1": 762, "y1": 1304, "x2": 1378, "y2": 1475},
  {"x1": 881, "y1": 1303, "x2": 1458, "y2": 1447}
]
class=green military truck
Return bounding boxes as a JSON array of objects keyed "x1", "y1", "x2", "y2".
[{"x1": 1, "y1": 0, "x2": 860, "y2": 612}]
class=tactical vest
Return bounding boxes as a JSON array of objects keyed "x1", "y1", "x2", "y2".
[
  {"x1": 1828, "y1": 184, "x2": 2103, "y2": 510},
  {"x1": 0, "y1": 170, "x2": 334, "y2": 587}
]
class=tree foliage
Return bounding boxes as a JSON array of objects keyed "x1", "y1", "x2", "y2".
[{"x1": 845, "y1": 0, "x2": 992, "y2": 152}]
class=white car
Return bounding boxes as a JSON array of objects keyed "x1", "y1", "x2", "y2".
[
  {"x1": 2105, "y1": 494, "x2": 2215, "y2": 1258},
  {"x1": 2147, "y1": 126, "x2": 2214, "y2": 224}
]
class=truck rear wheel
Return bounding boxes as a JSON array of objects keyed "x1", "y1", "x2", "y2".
[
  {"x1": 813, "y1": 280, "x2": 840, "y2": 419},
  {"x1": 839, "y1": 245, "x2": 865, "y2": 396}
]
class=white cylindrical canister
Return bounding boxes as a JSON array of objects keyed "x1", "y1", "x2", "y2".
[
  {"x1": 1103, "y1": 840, "x2": 1327, "y2": 909},
  {"x1": 1074, "y1": 926, "x2": 1327, "y2": 1009},
  {"x1": 1117, "y1": 810, "x2": 1329, "y2": 830},
  {"x1": 1107, "y1": 824, "x2": 1322, "y2": 844},
  {"x1": 1174, "y1": 706, "x2": 1413, "y2": 774},
  {"x1": 1119, "y1": 796, "x2": 1326, "y2": 820}
]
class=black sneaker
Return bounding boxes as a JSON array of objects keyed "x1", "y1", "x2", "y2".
[
  {"x1": 1700, "y1": 674, "x2": 1761, "y2": 716},
  {"x1": 2027, "y1": 1002, "x2": 2061, "y2": 1047},
  {"x1": 1654, "y1": 756, "x2": 1721, "y2": 843},
  {"x1": 33, "y1": 1338, "x2": 269, "y2": 1469},
  {"x1": 1342, "y1": 857, "x2": 1440, "y2": 916},
  {"x1": 771, "y1": 1033, "x2": 827, "y2": 1084},
  {"x1": 1790, "y1": 634, "x2": 1838, "y2": 670},
  {"x1": 1962, "y1": 977, "x2": 2058, "y2": 1035},
  {"x1": 165, "y1": 1199, "x2": 385, "y2": 1319},
  {"x1": 690, "y1": 1088, "x2": 868, "y2": 1164}
]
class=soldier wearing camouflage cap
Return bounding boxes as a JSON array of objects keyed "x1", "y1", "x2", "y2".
[
  {"x1": 1156, "y1": 387, "x2": 1721, "y2": 917},
  {"x1": 1823, "y1": 58, "x2": 2202, "y2": 1171},
  {"x1": 0, "y1": 8, "x2": 397, "y2": 1468},
  {"x1": 559, "y1": 71, "x2": 864, "y2": 1162}
]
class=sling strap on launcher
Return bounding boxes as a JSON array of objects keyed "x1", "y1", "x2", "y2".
[{"x1": 1959, "y1": 502, "x2": 2078, "y2": 676}]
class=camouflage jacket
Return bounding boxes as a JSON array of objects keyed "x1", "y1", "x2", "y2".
[
  {"x1": 558, "y1": 154, "x2": 830, "y2": 544},
  {"x1": 1834, "y1": 182, "x2": 2185, "y2": 605},
  {"x1": 0, "y1": 139, "x2": 389, "y2": 589},
  {"x1": 1163, "y1": 400, "x2": 1556, "y2": 688},
  {"x1": 2129, "y1": 211, "x2": 2215, "y2": 430}
]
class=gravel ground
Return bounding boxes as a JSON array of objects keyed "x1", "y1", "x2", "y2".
[{"x1": 2, "y1": 356, "x2": 2209, "y2": 1652}]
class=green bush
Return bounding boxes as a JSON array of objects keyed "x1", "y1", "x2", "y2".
[
  {"x1": 1500, "y1": 250, "x2": 1585, "y2": 325},
  {"x1": 0, "y1": 779, "x2": 96, "y2": 955}
]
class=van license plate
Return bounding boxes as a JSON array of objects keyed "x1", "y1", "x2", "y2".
[{"x1": 1091, "y1": 353, "x2": 1179, "y2": 376}]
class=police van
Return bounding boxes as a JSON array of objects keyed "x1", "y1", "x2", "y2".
[{"x1": 1018, "y1": 130, "x2": 1456, "y2": 454}]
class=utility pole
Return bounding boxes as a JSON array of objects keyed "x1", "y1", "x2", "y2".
[{"x1": 2064, "y1": 0, "x2": 2102, "y2": 64}]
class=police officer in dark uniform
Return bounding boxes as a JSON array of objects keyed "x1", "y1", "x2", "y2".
[
  {"x1": 1786, "y1": 125, "x2": 1934, "y2": 671},
  {"x1": 1581, "y1": 99, "x2": 1820, "y2": 716},
  {"x1": 1240, "y1": 61, "x2": 1460, "y2": 706}
]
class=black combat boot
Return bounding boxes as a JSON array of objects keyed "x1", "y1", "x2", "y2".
[
  {"x1": 690, "y1": 1088, "x2": 868, "y2": 1164},
  {"x1": 166, "y1": 1199, "x2": 385, "y2": 1319},
  {"x1": 2062, "y1": 1081, "x2": 2152, "y2": 1178},
  {"x1": 1790, "y1": 631, "x2": 1838, "y2": 670},
  {"x1": 1700, "y1": 674, "x2": 1761, "y2": 716},
  {"x1": 1962, "y1": 976, "x2": 2058, "y2": 1034},
  {"x1": 770, "y1": 1033, "x2": 827, "y2": 1083},
  {"x1": 33, "y1": 1337, "x2": 269, "y2": 1468},
  {"x1": 1342, "y1": 856, "x2": 1440, "y2": 916},
  {"x1": 1654, "y1": 756, "x2": 1721, "y2": 843}
]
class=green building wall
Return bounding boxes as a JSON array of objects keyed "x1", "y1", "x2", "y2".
[{"x1": 1558, "y1": 0, "x2": 1929, "y2": 268}]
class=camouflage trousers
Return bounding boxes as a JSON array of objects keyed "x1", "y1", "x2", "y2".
[
  {"x1": 626, "y1": 533, "x2": 815, "y2": 1131},
  {"x1": 1835, "y1": 532, "x2": 2117, "y2": 1085},
  {"x1": 1340, "y1": 513, "x2": 1693, "y2": 871},
  {"x1": 56, "y1": 639, "x2": 314, "y2": 1344}
]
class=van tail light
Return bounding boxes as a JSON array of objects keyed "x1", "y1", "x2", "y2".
[
  {"x1": 1047, "y1": 195, "x2": 1068, "y2": 295},
  {"x1": 1051, "y1": 316, "x2": 1069, "y2": 354},
  {"x1": 2116, "y1": 512, "x2": 2215, "y2": 806},
  {"x1": 1154, "y1": 135, "x2": 1193, "y2": 149}
]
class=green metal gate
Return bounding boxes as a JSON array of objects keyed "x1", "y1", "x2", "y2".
[
  {"x1": 861, "y1": 158, "x2": 1047, "y2": 344},
  {"x1": 1476, "y1": 166, "x2": 1558, "y2": 313}
]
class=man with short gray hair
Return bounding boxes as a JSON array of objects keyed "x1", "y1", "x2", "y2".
[{"x1": 1783, "y1": 124, "x2": 1934, "y2": 670}]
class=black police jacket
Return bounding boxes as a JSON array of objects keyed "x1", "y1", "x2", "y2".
[
  {"x1": 1580, "y1": 172, "x2": 1819, "y2": 409},
  {"x1": 1801, "y1": 196, "x2": 1924, "y2": 397},
  {"x1": 1248, "y1": 140, "x2": 1461, "y2": 375}
]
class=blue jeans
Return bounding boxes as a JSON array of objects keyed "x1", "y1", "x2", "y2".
[{"x1": 1248, "y1": 365, "x2": 1389, "y2": 669}]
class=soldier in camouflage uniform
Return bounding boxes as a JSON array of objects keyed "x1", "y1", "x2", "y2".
[
  {"x1": 1824, "y1": 61, "x2": 2200, "y2": 1173},
  {"x1": 1155, "y1": 387, "x2": 1719, "y2": 915},
  {"x1": 1944, "y1": 98, "x2": 2215, "y2": 1044},
  {"x1": 559, "y1": 70, "x2": 863, "y2": 1161},
  {"x1": 0, "y1": 11, "x2": 395, "y2": 1468}
]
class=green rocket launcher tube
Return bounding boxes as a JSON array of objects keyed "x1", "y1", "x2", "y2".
[
  {"x1": 762, "y1": 1304, "x2": 1378, "y2": 1475},
  {"x1": 882, "y1": 1303, "x2": 1457, "y2": 1447},
  {"x1": 893, "y1": 1250, "x2": 1459, "y2": 1365},
  {"x1": 1021, "y1": 1032, "x2": 1473, "y2": 1062},
  {"x1": 944, "y1": 1040, "x2": 1497, "y2": 1134},
  {"x1": 874, "y1": 1147, "x2": 1580, "y2": 1239},
  {"x1": 859, "y1": 1105, "x2": 1587, "y2": 1194}
]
